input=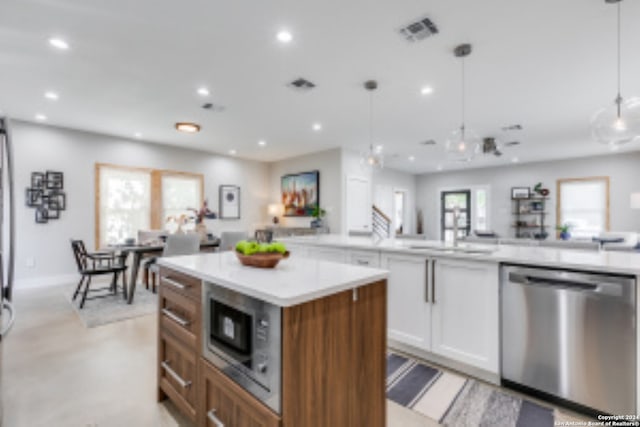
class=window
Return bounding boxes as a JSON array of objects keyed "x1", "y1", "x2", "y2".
[
  {"x1": 95, "y1": 164, "x2": 204, "y2": 248},
  {"x1": 557, "y1": 177, "x2": 610, "y2": 239},
  {"x1": 97, "y1": 165, "x2": 151, "y2": 246},
  {"x1": 394, "y1": 190, "x2": 406, "y2": 235},
  {"x1": 441, "y1": 190, "x2": 471, "y2": 242}
]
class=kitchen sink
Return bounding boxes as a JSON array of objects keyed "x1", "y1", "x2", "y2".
[{"x1": 407, "y1": 244, "x2": 496, "y2": 255}]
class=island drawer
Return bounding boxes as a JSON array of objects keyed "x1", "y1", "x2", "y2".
[
  {"x1": 159, "y1": 267, "x2": 202, "y2": 302},
  {"x1": 158, "y1": 331, "x2": 198, "y2": 423},
  {"x1": 199, "y1": 358, "x2": 281, "y2": 427},
  {"x1": 159, "y1": 286, "x2": 200, "y2": 350}
]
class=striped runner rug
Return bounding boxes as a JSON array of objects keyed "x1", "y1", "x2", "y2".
[{"x1": 386, "y1": 353, "x2": 555, "y2": 427}]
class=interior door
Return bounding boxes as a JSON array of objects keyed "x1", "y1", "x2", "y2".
[
  {"x1": 441, "y1": 190, "x2": 471, "y2": 242},
  {"x1": 346, "y1": 176, "x2": 372, "y2": 233}
]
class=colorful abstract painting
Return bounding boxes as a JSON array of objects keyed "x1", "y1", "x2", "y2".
[{"x1": 281, "y1": 171, "x2": 319, "y2": 217}]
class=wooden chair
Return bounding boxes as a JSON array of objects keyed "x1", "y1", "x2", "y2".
[
  {"x1": 143, "y1": 234, "x2": 200, "y2": 293},
  {"x1": 70, "y1": 240, "x2": 128, "y2": 309}
]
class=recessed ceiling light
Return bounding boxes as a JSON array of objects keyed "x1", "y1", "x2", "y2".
[
  {"x1": 197, "y1": 87, "x2": 210, "y2": 97},
  {"x1": 134, "y1": 132, "x2": 143, "y2": 139},
  {"x1": 312, "y1": 123, "x2": 322, "y2": 132},
  {"x1": 48, "y1": 38, "x2": 69, "y2": 50},
  {"x1": 229, "y1": 149, "x2": 237, "y2": 155},
  {"x1": 277, "y1": 30, "x2": 293, "y2": 43},
  {"x1": 44, "y1": 91, "x2": 59, "y2": 101},
  {"x1": 609, "y1": 143, "x2": 620, "y2": 152},
  {"x1": 258, "y1": 140, "x2": 267, "y2": 147},
  {"x1": 35, "y1": 114, "x2": 47, "y2": 121},
  {"x1": 511, "y1": 157, "x2": 520, "y2": 163},
  {"x1": 408, "y1": 156, "x2": 415, "y2": 162},
  {"x1": 175, "y1": 122, "x2": 201, "y2": 133},
  {"x1": 420, "y1": 86, "x2": 434, "y2": 95},
  {"x1": 436, "y1": 165, "x2": 443, "y2": 171}
]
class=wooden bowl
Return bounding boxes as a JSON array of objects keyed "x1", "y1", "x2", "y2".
[{"x1": 235, "y1": 251, "x2": 290, "y2": 269}]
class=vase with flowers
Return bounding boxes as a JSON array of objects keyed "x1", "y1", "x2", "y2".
[
  {"x1": 557, "y1": 223, "x2": 573, "y2": 241},
  {"x1": 188, "y1": 200, "x2": 218, "y2": 241},
  {"x1": 310, "y1": 204, "x2": 326, "y2": 229}
]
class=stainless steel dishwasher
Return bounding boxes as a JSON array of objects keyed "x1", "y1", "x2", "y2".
[{"x1": 501, "y1": 265, "x2": 636, "y2": 415}]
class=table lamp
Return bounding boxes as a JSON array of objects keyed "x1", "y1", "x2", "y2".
[{"x1": 268, "y1": 203, "x2": 284, "y2": 225}]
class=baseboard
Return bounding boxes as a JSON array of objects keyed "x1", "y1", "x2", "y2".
[{"x1": 14, "y1": 274, "x2": 79, "y2": 289}]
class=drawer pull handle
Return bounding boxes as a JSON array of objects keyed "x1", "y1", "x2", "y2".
[
  {"x1": 161, "y1": 308, "x2": 190, "y2": 327},
  {"x1": 356, "y1": 259, "x2": 370, "y2": 266},
  {"x1": 207, "y1": 409, "x2": 225, "y2": 427},
  {"x1": 162, "y1": 277, "x2": 188, "y2": 290},
  {"x1": 161, "y1": 360, "x2": 191, "y2": 388}
]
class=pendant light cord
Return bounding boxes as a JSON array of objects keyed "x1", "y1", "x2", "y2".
[
  {"x1": 369, "y1": 90, "x2": 374, "y2": 151},
  {"x1": 461, "y1": 55, "x2": 466, "y2": 139},
  {"x1": 616, "y1": 1, "x2": 622, "y2": 117}
]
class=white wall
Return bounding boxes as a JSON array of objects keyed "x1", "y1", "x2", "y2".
[
  {"x1": 267, "y1": 148, "x2": 343, "y2": 232},
  {"x1": 372, "y1": 168, "x2": 418, "y2": 235},
  {"x1": 13, "y1": 121, "x2": 269, "y2": 288},
  {"x1": 416, "y1": 152, "x2": 640, "y2": 240}
]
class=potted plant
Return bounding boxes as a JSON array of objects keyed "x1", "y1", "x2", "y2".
[
  {"x1": 557, "y1": 223, "x2": 573, "y2": 241},
  {"x1": 310, "y1": 204, "x2": 326, "y2": 228}
]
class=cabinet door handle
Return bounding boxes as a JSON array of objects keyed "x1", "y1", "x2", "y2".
[
  {"x1": 162, "y1": 277, "x2": 188, "y2": 290},
  {"x1": 161, "y1": 360, "x2": 192, "y2": 388},
  {"x1": 425, "y1": 260, "x2": 430, "y2": 303},
  {"x1": 161, "y1": 308, "x2": 190, "y2": 327},
  {"x1": 207, "y1": 409, "x2": 225, "y2": 427},
  {"x1": 431, "y1": 259, "x2": 436, "y2": 304},
  {"x1": 356, "y1": 259, "x2": 370, "y2": 266}
]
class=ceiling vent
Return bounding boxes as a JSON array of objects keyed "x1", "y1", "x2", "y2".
[
  {"x1": 504, "y1": 141, "x2": 521, "y2": 147},
  {"x1": 399, "y1": 15, "x2": 439, "y2": 43},
  {"x1": 288, "y1": 78, "x2": 316, "y2": 91},
  {"x1": 202, "y1": 103, "x2": 226, "y2": 112},
  {"x1": 501, "y1": 124, "x2": 523, "y2": 131},
  {"x1": 420, "y1": 139, "x2": 437, "y2": 146}
]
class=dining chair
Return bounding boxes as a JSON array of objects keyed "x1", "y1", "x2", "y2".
[
  {"x1": 70, "y1": 239, "x2": 128, "y2": 309},
  {"x1": 219, "y1": 231, "x2": 248, "y2": 252},
  {"x1": 143, "y1": 233, "x2": 201, "y2": 293}
]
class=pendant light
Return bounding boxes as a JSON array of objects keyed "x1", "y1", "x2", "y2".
[
  {"x1": 362, "y1": 80, "x2": 384, "y2": 169},
  {"x1": 445, "y1": 44, "x2": 480, "y2": 162},
  {"x1": 591, "y1": 0, "x2": 640, "y2": 146}
]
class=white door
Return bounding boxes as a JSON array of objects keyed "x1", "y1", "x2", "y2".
[
  {"x1": 346, "y1": 175, "x2": 372, "y2": 232},
  {"x1": 431, "y1": 257, "x2": 499, "y2": 373},
  {"x1": 382, "y1": 253, "x2": 431, "y2": 350}
]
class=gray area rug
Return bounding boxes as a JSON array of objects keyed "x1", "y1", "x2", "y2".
[
  {"x1": 65, "y1": 279, "x2": 157, "y2": 328},
  {"x1": 387, "y1": 352, "x2": 555, "y2": 427}
]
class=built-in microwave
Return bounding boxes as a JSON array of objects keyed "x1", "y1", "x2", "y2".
[{"x1": 202, "y1": 282, "x2": 282, "y2": 413}]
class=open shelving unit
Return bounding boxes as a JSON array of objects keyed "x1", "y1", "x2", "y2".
[{"x1": 512, "y1": 196, "x2": 549, "y2": 239}]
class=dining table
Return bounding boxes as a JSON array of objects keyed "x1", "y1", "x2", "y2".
[{"x1": 109, "y1": 239, "x2": 220, "y2": 304}]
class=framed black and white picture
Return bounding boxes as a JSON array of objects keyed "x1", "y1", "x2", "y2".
[
  {"x1": 219, "y1": 185, "x2": 240, "y2": 219},
  {"x1": 45, "y1": 171, "x2": 64, "y2": 190},
  {"x1": 35, "y1": 206, "x2": 48, "y2": 224},
  {"x1": 26, "y1": 188, "x2": 43, "y2": 207},
  {"x1": 31, "y1": 172, "x2": 46, "y2": 189},
  {"x1": 511, "y1": 187, "x2": 531, "y2": 199}
]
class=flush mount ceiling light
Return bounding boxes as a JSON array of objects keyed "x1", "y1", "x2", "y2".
[
  {"x1": 175, "y1": 122, "x2": 201, "y2": 133},
  {"x1": 361, "y1": 80, "x2": 384, "y2": 169},
  {"x1": 276, "y1": 30, "x2": 293, "y2": 43},
  {"x1": 48, "y1": 38, "x2": 69, "y2": 50},
  {"x1": 312, "y1": 123, "x2": 322, "y2": 132},
  {"x1": 591, "y1": 0, "x2": 640, "y2": 146},
  {"x1": 444, "y1": 44, "x2": 481, "y2": 163},
  {"x1": 44, "y1": 91, "x2": 59, "y2": 101}
]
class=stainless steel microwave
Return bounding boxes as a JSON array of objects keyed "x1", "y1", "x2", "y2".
[{"x1": 202, "y1": 282, "x2": 282, "y2": 413}]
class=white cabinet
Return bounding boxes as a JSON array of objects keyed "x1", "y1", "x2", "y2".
[
  {"x1": 286, "y1": 243, "x2": 309, "y2": 259},
  {"x1": 347, "y1": 250, "x2": 380, "y2": 268},
  {"x1": 381, "y1": 253, "x2": 431, "y2": 350},
  {"x1": 430, "y1": 257, "x2": 499, "y2": 373},
  {"x1": 307, "y1": 246, "x2": 347, "y2": 263}
]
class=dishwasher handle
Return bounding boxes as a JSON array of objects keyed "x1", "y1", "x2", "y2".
[{"x1": 508, "y1": 271, "x2": 625, "y2": 297}]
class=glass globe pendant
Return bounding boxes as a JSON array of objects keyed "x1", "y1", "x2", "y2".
[
  {"x1": 361, "y1": 80, "x2": 384, "y2": 169},
  {"x1": 591, "y1": 0, "x2": 640, "y2": 146},
  {"x1": 445, "y1": 44, "x2": 480, "y2": 162}
]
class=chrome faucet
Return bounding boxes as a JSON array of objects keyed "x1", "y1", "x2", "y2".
[{"x1": 452, "y1": 206, "x2": 460, "y2": 247}]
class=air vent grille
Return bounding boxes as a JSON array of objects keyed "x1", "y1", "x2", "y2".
[
  {"x1": 420, "y1": 139, "x2": 437, "y2": 146},
  {"x1": 202, "y1": 103, "x2": 226, "y2": 112},
  {"x1": 288, "y1": 78, "x2": 316, "y2": 91},
  {"x1": 399, "y1": 16, "x2": 438, "y2": 43}
]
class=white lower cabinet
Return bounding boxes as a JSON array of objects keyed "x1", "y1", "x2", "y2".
[
  {"x1": 430, "y1": 257, "x2": 499, "y2": 374},
  {"x1": 381, "y1": 253, "x2": 431, "y2": 350},
  {"x1": 285, "y1": 244, "x2": 309, "y2": 259},
  {"x1": 347, "y1": 249, "x2": 381, "y2": 268},
  {"x1": 307, "y1": 246, "x2": 347, "y2": 263}
]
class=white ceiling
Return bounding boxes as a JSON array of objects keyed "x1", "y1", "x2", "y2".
[{"x1": 1, "y1": 0, "x2": 639, "y2": 173}]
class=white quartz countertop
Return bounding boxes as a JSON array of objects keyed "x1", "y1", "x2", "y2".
[
  {"x1": 281, "y1": 234, "x2": 640, "y2": 276},
  {"x1": 158, "y1": 251, "x2": 388, "y2": 307}
]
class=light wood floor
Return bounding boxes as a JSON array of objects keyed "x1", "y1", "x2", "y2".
[{"x1": 3, "y1": 285, "x2": 437, "y2": 427}]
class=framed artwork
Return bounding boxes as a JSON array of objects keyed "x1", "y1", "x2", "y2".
[
  {"x1": 31, "y1": 172, "x2": 45, "y2": 189},
  {"x1": 281, "y1": 170, "x2": 319, "y2": 217},
  {"x1": 26, "y1": 188, "x2": 43, "y2": 207},
  {"x1": 219, "y1": 185, "x2": 240, "y2": 219},
  {"x1": 511, "y1": 187, "x2": 531, "y2": 199},
  {"x1": 46, "y1": 171, "x2": 64, "y2": 190},
  {"x1": 35, "y1": 206, "x2": 48, "y2": 224}
]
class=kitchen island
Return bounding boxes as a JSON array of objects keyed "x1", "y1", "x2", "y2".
[{"x1": 156, "y1": 251, "x2": 388, "y2": 427}]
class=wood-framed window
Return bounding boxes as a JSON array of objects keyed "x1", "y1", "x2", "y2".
[
  {"x1": 95, "y1": 163, "x2": 204, "y2": 248},
  {"x1": 556, "y1": 176, "x2": 610, "y2": 239}
]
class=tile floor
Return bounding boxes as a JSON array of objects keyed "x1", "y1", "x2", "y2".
[{"x1": 2, "y1": 285, "x2": 587, "y2": 427}]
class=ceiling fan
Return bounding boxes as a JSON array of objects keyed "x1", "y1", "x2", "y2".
[{"x1": 481, "y1": 125, "x2": 522, "y2": 157}]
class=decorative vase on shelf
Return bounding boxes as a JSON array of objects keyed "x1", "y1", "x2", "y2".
[{"x1": 560, "y1": 231, "x2": 571, "y2": 241}]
